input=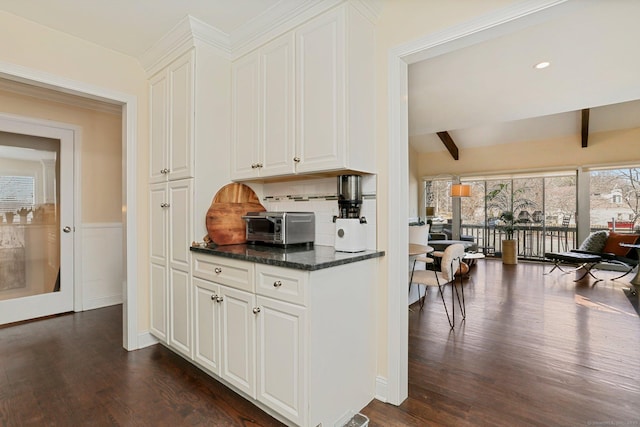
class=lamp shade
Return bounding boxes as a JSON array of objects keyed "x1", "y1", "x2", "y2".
[{"x1": 450, "y1": 184, "x2": 471, "y2": 197}]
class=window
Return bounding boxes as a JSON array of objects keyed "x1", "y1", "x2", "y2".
[
  {"x1": 589, "y1": 167, "x2": 640, "y2": 232},
  {"x1": 459, "y1": 171, "x2": 577, "y2": 258},
  {"x1": 0, "y1": 175, "x2": 35, "y2": 219}
]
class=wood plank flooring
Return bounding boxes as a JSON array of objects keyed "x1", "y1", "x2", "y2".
[
  {"x1": 362, "y1": 260, "x2": 640, "y2": 426},
  {"x1": 1, "y1": 260, "x2": 638, "y2": 426}
]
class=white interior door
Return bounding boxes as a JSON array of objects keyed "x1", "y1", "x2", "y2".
[{"x1": 0, "y1": 114, "x2": 74, "y2": 325}]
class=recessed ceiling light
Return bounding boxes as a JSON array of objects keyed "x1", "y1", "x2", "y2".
[{"x1": 534, "y1": 61, "x2": 551, "y2": 69}]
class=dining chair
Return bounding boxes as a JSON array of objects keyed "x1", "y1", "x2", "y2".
[
  {"x1": 411, "y1": 243, "x2": 466, "y2": 328},
  {"x1": 409, "y1": 224, "x2": 433, "y2": 295}
]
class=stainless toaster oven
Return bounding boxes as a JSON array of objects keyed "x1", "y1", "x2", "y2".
[{"x1": 242, "y1": 211, "x2": 315, "y2": 247}]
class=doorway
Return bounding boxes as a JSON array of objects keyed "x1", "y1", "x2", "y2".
[{"x1": 0, "y1": 120, "x2": 74, "y2": 324}]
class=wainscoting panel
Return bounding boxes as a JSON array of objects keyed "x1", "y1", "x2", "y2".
[{"x1": 81, "y1": 223, "x2": 123, "y2": 310}]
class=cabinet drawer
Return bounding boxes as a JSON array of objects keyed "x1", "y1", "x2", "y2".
[
  {"x1": 193, "y1": 254, "x2": 254, "y2": 292},
  {"x1": 256, "y1": 264, "x2": 307, "y2": 305}
]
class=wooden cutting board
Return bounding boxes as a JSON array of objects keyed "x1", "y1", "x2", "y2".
[
  {"x1": 213, "y1": 183, "x2": 261, "y2": 204},
  {"x1": 206, "y1": 184, "x2": 265, "y2": 245}
]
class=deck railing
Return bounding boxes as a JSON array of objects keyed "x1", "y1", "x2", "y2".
[{"x1": 461, "y1": 224, "x2": 578, "y2": 260}]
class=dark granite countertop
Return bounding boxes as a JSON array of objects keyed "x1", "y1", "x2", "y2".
[{"x1": 190, "y1": 244, "x2": 385, "y2": 271}]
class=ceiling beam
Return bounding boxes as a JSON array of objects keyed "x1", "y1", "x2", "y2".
[
  {"x1": 436, "y1": 131, "x2": 459, "y2": 160},
  {"x1": 581, "y1": 108, "x2": 590, "y2": 147}
]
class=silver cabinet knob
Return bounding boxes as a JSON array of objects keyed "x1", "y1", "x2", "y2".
[
  {"x1": 273, "y1": 280, "x2": 282, "y2": 288},
  {"x1": 160, "y1": 203, "x2": 170, "y2": 208},
  {"x1": 216, "y1": 296, "x2": 224, "y2": 303},
  {"x1": 214, "y1": 267, "x2": 222, "y2": 274},
  {"x1": 293, "y1": 157, "x2": 300, "y2": 163},
  {"x1": 210, "y1": 294, "x2": 217, "y2": 301},
  {"x1": 251, "y1": 163, "x2": 257, "y2": 169},
  {"x1": 63, "y1": 226, "x2": 72, "y2": 233},
  {"x1": 253, "y1": 307, "x2": 261, "y2": 314},
  {"x1": 257, "y1": 163, "x2": 263, "y2": 168}
]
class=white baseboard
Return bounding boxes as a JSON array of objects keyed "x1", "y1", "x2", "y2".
[
  {"x1": 375, "y1": 375, "x2": 388, "y2": 402},
  {"x1": 137, "y1": 331, "x2": 159, "y2": 349},
  {"x1": 83, "y1": 295, "x2": 122, "y2": 311}
]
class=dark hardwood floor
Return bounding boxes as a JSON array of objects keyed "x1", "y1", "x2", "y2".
[
  {"x1": 362, "y1": 260, "x2": 640, "y2": 426},
  {"x1": 1, "y1": 260, "x2": 638, "y2": 426}
]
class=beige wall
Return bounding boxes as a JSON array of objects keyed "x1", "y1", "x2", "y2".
[
  {"x1": 418, "y1": 127, "x2": 640, "y2": 177},
  {"x1": 374, "y1": 0, "x2": 518, "y2": 379},
  {"x1": 0, "y1": 89, "x2": 122, "y2": 223},
  {"x1": 0, "y1": 11, "x2": 149, "y2": 329}
]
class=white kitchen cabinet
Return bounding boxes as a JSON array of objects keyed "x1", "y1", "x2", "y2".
[
  {"x1": 295, "y1": 4, "x2": 375, "y2": 175},
  {"x1": 149, "y1": 184, "x2": 168, "y2": 341},
  {"x1": 232, "y1": 33, "x2": 296, "y2": 180},
  {"x1": 149, "y1": 49, "x2": 195, "y2": 183},
  {"x1": 231, "y1": 3, "x2": 375, "y2": 181},
  {"x1": 190, "y1": 253, "x2": 377, "y2": 427},
  {"x1": 149, "y1": 179, "x2": 193, "y2": 359},
  {"x1": 219, "y1": 284, "x2": 257, "y2": 398},
  {"x1": 255, "y1": 294, "x2": 306, "y2": 426},
  {"x1": 194, "y1": 275, "x2": 258, "y2": 391},
  {"x1": 193, "y1": 277, "x2": 221, "y2": 374}
]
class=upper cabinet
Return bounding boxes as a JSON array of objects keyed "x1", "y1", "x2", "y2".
[
  {"x1": 150, "y1": 50, "x2": 195, "y2": 183},
  {"x1": 232, "y1": 33, "x2": 296, "y2": 180},
  {"x1": 231, "y1": 3, "x2": 375, "y2": 181}
]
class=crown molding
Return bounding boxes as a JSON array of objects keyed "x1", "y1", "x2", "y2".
[
  {"x1": 230, "y1": 0, "x2": 340, "y2": 59},
  {"x1": 349, "y1": 0, "x2": 384, "y2": 23},
  {"x1": 139, "y1": 0, "x2": 382, "y2": 70},
  {"x1": 140, "y1": 15, "x2": 231, "y2": 76}
]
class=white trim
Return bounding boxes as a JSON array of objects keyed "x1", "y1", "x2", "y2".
[
  {"x1": 374, "y1": 375, "x2": 388, "y2": 403},
  {"x1": 0, "y1": 60, "x2": 139, "y2": 351},
  {"x1": 138, "y1": 331, "x2": 160, "y2": 349},
  {"x1": 385, "y1": 0, "x2": 571, "y2": 405},
  {"x1": 81, "y1": 222, "x2": 123, "y2": 229},
  {"x1": 74, "y1": 127, "x2": 83, "y2": 312}
]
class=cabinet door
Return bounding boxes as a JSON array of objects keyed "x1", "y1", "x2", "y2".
[
  {"x1": 256, "y1": 296, "x2": 307, "y2": 426},
  {"x1": 169, "y1": 268, "x2": 191, "y2": 358},
  {"x1": 231, "y1": 52, "x2": 261, "y2": 180},
  {"x1": 295, "y1": 8, "x2": 346, "y2": 173},
  {"x1": 193, "y1": 278, "x2": 221, "y2": 374},
  {"x1": 149, "y1": 72, "x2": 168, "y2": 183},
  {"x1": 149, "y1": 262, "x2": 167, "y2": 342},
  {"x1": 260, "y1": 33, "x2": 296, "y2": 177},
  {"x1": 149, "y1": 184, "x2": 168, "y2": 341},
  {"x1": 219, "y1": 285, "x2": 256, "y2": 398},
  {"x1": 168, "y1": 50, "x2": 195, "y2": 181},
  {"x1": 168, "y1": 179, "x2": 192, "y2": 272}
]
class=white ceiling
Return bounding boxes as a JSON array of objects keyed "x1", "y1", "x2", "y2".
[
  {"x1": 0, "y1": 0, "x2": 300, "y2": 58},
  {"x1": 408, "y1": 0, "x2": 640, "y2": 153},
  {"x1": 1, "y1": 0, "x2": 639, "y2": 154}
]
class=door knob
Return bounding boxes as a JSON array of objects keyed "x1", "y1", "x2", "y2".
[{"x1": 63, "y1": 226, "x2": 72, "y2": 233}]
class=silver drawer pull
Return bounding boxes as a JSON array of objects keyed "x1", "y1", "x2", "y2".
[
  {"x1": 273, "y1": 280, "x2": 282, "y2": 288},
  {"x1": 253, "y1": 307, "x2": 261, "y2": 314},
  {"x1": 214, "y1": 267, "x2": 222, "y2": 274}
]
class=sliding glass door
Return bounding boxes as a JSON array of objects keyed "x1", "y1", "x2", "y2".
[{"x1": 459, "y1": 172, "x2": 577, "y2": 259}]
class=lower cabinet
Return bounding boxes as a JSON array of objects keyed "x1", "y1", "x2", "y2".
[
  {"x1": 193, "y1": 277, "x2": 256, "y2": 397},
  {"x1": 189, "y1": 252, "x2": 376, "y2": 427},
  {"x1": 256, "y1": 295, "x2": 306, "y2": 426}
]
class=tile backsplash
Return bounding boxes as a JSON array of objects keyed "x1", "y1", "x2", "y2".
[{"x1": 261, "y1": 175, "x2": 377, "y2": 249}]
